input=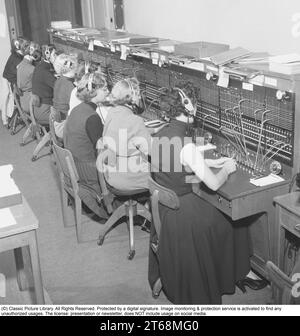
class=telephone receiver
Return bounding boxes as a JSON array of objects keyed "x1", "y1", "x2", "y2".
[{"x1": 174, "y1": 88, "x2": 196, "y2": 116}]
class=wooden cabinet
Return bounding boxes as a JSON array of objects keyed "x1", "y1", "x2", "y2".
[{"x1": 274, "y1": 192, "x2": 300, "y2": 275}]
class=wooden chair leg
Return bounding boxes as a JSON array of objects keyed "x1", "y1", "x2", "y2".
[
  {"x1": 97, "y1": 204, "x2": 127, "y2": 245},
  {"x1": 136, "y1": 203, "x2": 152, "y2": 222},
  {"x1": 14, "y1": 247, "x2": 30, "y2": 291},
  {"x1": 74, "y1": 195, "x2": 83, "y2": 243},
  {"x1": 28, "y1": 231, "x2": 45, "y2": 304},
  {"x1": 32, "y1": 132, "x2": 51, "y2": 161}
]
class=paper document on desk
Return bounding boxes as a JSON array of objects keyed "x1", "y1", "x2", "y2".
[
  {"x1": 0, "y1": 208, "x2": 17, "y2": 228},
  {"x1": 250, "y1": 174, "x2": 284, "y2": 187}
]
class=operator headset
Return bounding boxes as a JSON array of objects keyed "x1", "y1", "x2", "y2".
[
  {"x1": 125, "y1": 78, "x2": 140, "y2": 105},
  {"x1": 174, "y1": 87, "x2": 197, "y2": 136}
]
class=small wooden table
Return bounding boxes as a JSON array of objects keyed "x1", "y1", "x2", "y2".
[{"x1": 0, "y1": 197, "x2": 45, "y2": 304}]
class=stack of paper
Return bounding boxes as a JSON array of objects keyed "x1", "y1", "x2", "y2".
[
  {"x1": 0, "y1": 165, "x2": 22, "y2": 209},
  {"x1": 51, "y1": 21, "x2": 72, "y2": 29},
  {"x1": 250, "y1": 173, "x2": 284, "y2": 187},
  {"x1": 269, "y1": 54, "x2": 300, "y2": 75}
]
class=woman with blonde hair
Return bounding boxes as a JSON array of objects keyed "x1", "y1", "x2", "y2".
[
  {"x1": 102, "y1": 77, "x2": 151, "y2": 191},
  {"x1": 63, "y1": 72, "x2": 109, "y2": 219},
  {"x1": 53, "y1": 53, "x2": 78, "y2": 121}
]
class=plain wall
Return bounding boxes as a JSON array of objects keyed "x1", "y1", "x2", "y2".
[
  {"x1": 124, "y1": 0, "x2": 300, "y2": 55},
  {"x1": 0, "y1": 0, "x2": 11, "y2": 76}
]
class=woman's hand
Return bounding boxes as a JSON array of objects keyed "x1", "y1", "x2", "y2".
[
  {"x1": 205, "y1": 157, "x2": 233, "y2": 169},
  {"x1": 223, "y1": 159, "x2": 237, "y2": 176}
]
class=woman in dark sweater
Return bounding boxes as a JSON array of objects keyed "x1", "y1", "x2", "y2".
[
  {"x1": 3, "y1": 37, "x2": 26, "y2": 89},
  {"x1": 17, "y1": 41, "x2": 41, "y2": 114},
  {"x1": 148, "y1": 84, "x2": 252, "y2": 304},
  {"x1": 2, "y1": 37, "x2": 27, "y2": 125},
  {"x1": 63, "y1": 72, "x2": 109, "y2": 219},
  {"x1": 31, "y1": 44, "x2": 57, "y2": 125}
]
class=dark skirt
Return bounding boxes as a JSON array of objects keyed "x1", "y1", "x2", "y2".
[
  {"x1": 33, "y1": 103, "x2": 51, "y2": 125},
  {"x1": 74, "y1": 159, "x2": 108, "y2": 220},
  {"x1": 148, "y1": 192, "x2": 252, "y2": 304}
]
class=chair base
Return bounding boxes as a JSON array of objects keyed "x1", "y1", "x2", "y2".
[{"x1": 97, "y1": 200, "x2": 151, "y2": 260}]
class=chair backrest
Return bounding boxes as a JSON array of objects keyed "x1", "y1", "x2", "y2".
[
  {"x1": 29, "y1": 94, "x2": 39, "y2": 127},
  {"x1": 265, "y1": 261, "x2": 295, "y2": 304},
  {"x1": 52, "y1": 143, "x2": 79, "y2": 195},
  {"x1": 13, "y1": 84, "x2": 30, "y2": 124},
  {"x1": 96, "y1": 139, "x2": 114, "y2": 214},
  {"x1": 148, "y1": 176, "x2": 180, "y2": 239},
  {"x1": 49, "y1": 107, "x2": 64, "y2": 147}
]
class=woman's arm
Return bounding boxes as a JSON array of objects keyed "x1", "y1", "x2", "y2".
[{"x1": 181, "y1": 143, "x2": 236, "y2": 191}]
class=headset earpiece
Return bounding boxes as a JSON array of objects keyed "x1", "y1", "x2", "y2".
[{"x1": 175, "y1": 88, "x2": 195, "y2": 116}]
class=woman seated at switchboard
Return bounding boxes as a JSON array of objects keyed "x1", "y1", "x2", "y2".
[
  {"x1": 63, "y1": 72, "x2": 109, "y2": 219},
  {"x1": 68, "y1": 61, "x2": 109, "y2": 124},
  {"x1": 16, "y1": 41, "x2": 41, "y2": 114},
  {"x1": 101, "y1": 77, "x2": 151, "y2": 191},
  {"x1": 1, "y1": 37, "x2": 26, "y2": 126},
  {"x1": 148, "y1": 83, "x2": 254, "y2": 304},
  {"x1": 53, "y1": 53, "x2": 78, "y2": 121},
  {"x1": 51, "y1": 53, "x2": 78, "y2": 138},
  {"x1": 31, "y1": 44, "x2": 57, "y2": 126}
]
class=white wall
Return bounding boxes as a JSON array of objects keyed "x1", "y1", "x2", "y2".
[
  {"x1": 124, "y1": 0, "x2": 300, "y2": 55},
  {"x1": 0, "y1": 0, "x2": 11, "y2": 76}
]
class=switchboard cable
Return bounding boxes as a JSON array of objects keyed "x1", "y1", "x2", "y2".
[
  {"x1": 260, "y1": 141, "x2": 288, "y2": 169},
  {"x1": 254, "y1": 110, "x2": 272, "y2": 172},
  {"x1": 219, "y1": 127, "x2": 244, "y2": 156},
  {"x1": 232, "y1": 106, "x2": 248, "y2": 161},
  {"x1": 223, "y1": 108, "x2": 247, "y2": 157}
]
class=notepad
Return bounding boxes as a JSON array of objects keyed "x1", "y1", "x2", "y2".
[{"x1": 250, "y1": 174, "x2": 284, "y2": 187}]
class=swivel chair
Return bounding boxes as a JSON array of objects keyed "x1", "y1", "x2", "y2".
[
  {"x1": 96, "y1": 140, "x2": 152, "y2": 260},
  {"x1": 148, "y1": 176, "x2": 180, "y2": 298}
]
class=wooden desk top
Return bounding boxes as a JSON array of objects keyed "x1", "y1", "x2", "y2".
[
  {"x1": 274, "y1": 192, "x2": 300, "y2": 217},
  {"x1": 0, "y1": 197, "x2": 39, "y2": 239}
]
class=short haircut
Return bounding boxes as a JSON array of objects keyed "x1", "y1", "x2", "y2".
[
  {"x1": 110, "y1": 77, "x2": 140, "y2": 106},
  {"x1": 76, "y1": 72, "x2": 107, "y2": 103},
  {"x1": 53, "y1": 53, "x2": 78, "y2": 76}
]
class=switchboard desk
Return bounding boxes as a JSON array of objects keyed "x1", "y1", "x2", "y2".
[{"x1": 49, "y1": 28, "x2": 300, "y2": 277}]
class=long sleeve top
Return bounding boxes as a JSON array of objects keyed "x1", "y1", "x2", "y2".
[
  {"x1": 3, "y1": 51, "x2": 23, "y2": 86},
  {"x1": 53, "y1": 76, "x2": 74, "y2": 121},
  {"x1": 32, "y1": 60, "x2": 56, "y2": 105}
]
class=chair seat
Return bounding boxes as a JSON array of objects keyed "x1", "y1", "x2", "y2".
[{"x1": 107, "y1": 183, "x2": 149, "y2": 198}]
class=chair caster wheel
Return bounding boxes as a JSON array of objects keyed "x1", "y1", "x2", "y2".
[
  {"x1": 127, "y1": 250, "x2": 135, "y2": 260},
  {"x1": 97, "y1": 236, "x2": 105, "y2": 246},
  {"x1": 31, "y1": 156, "x2": 37, "y2": 162},
  {"x1": 20, "y1": 143, "x2": 25, "y2": 147},
  {"x1": 11, "y1": 131, "x2": 15, "y2": 136}
]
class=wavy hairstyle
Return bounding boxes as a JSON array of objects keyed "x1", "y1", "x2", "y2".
[
  {"x1": 76, "y1": 72, "x2": 107, "y2": 103},
  {"x1": 53, "y1": 53, "x2": 78, "y2": 76},
  {"x1": 109, "y1": 77, "x2": 140, "y2": 106}
]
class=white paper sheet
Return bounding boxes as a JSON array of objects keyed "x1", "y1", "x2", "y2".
[
  {"x1": 0, "y1": 208, "x2": 17, "y2": 229},
  {"x1": 250, "y1": 174, "x2": 284, "y2": 187}
]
